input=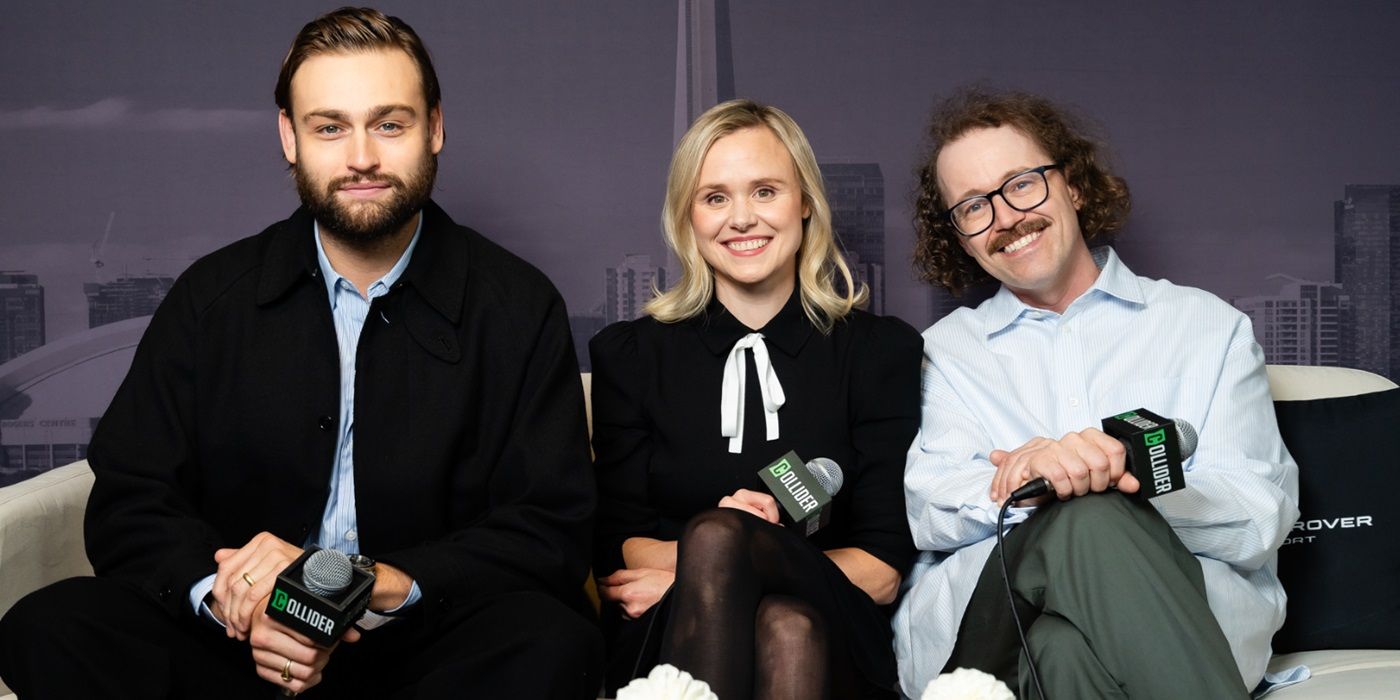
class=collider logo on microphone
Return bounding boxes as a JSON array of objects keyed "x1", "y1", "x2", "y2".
[
  {"x1": 1104, "y1": 408, "x2": 1187, "y2": 499},
  {"x1": 768, "y1": 457, "x2": 821, "y2": 515},
  {"x1": 266, "y1": 547, "x2": 375, "y2": 646},
  {"x1": 757, "y1": 450, "x2": 837, "y2": 536}
]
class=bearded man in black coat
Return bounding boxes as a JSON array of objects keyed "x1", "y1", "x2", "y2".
[{"x1": 0, "y1": 8, "x2": 601, "y2": 698}]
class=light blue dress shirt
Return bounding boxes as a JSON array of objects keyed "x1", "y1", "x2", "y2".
[
  {"x1": 190, "y1": 216, "x2": 424, "y2": 624},
  {"x1": 893, "y1": 247, "x2": 1300, "y2": 696}
]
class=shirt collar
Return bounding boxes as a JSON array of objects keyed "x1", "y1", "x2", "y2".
[
  {"x1": 980, "y1": 245, "x2": 1145, "y2": 336},
  {"x1": 694, "y1": 286, "x2": 814, "y2": 357},
  {"x1": 256, "y1": 201, "x2": 471, "y2": 324},
  {"x1": 313, "y1": 214, "x2": 423, "y2": 308},
  {"x1": 1086, "y1": 245, "x2": 1146, "y2": 307}
]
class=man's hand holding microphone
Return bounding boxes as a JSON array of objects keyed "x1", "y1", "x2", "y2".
[{"x1": 208, "y1": 532, "x2": 414, "y2": 694}]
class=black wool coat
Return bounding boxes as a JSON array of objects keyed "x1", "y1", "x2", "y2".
[{"x1": 84, "y1": 201, "x2": 596, "y2": 624}]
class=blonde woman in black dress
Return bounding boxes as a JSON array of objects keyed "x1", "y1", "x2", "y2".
[{"x1": 591, "y1": 99, "x2": 922, "y2": 699}]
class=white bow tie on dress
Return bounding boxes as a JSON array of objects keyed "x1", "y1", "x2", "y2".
[{"x1": 720, "y1": 332, "x2": 786, "y2": 454}]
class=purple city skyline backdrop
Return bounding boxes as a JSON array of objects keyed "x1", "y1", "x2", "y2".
[{"x1": 3, "y1": 1, "x2": 1399, "y2": 483}]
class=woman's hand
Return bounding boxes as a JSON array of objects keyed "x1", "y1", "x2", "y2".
[
  {"x1": 825, "y1": 548, "x2": 901, "y2": 605},
  {"x1": 621, "y1": 537, "x2": 678, "y2": 571},
  {"x1": 597, "y1": 568, "x2": 676, "y2": 619},
  {"x1": 717, "y1": 488, "x2": 781, "y2": 524}
]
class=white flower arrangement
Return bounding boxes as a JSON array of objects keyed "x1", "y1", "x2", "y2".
[
  {"x1": 615, "y1": 664, "x2": 718, "y2": 700},
  {"x1": 921, "y1": 667, "x2": 1016, "y2": 700}
]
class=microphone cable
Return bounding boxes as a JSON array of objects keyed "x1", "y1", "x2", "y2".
[{"x1": 997, "y1": 498, "x2": 1046, "y2": 700}]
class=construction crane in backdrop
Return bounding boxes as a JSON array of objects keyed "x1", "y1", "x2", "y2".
[{"x1": 89, "y1": 211, "x2": 116, "y2": 283}]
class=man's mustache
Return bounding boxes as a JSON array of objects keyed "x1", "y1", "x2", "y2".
[
  {"x1": 986, "y1": 218, "x2": 1049, "y2": 254},
  {"x1": 326, "y1": 174, "x2": 405, "y2": 191}
]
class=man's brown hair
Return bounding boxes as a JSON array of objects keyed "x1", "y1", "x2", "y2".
[
  {"x1": 912, "y1": 88, "x2": 1131, "y2": 294},
  {"x1": 274, "y1": 7, "x2": 441, "y2": 116}
]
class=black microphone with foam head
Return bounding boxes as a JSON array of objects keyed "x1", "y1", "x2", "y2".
[
  {"x1": 756, "y1": 450, "x2": 844, "y2": 536},
  {"x1": 266, "y1": 547, "x2": 375, "y2": 646},
  {"x1": 1009, "y1": 410, "x2": 1197, "y2": 503}
]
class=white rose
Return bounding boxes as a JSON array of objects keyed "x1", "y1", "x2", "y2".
[
  {"x1": 616, "y1": 664, "x2": 719, "y2": 700},
  {"x1": 920, "y1": 667, "x2": 1016, "y2": 700}
]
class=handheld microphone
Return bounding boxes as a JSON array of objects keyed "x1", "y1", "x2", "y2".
[
  {"x1": 266, "y1": 547, "x2": 375, "y2": 646},
  {"x1": 756, "y1": 451, "x2": 844, "y2": 536},
  {"x1": 1008, "y1": 409, "x2": 1197, "y2": 503}
]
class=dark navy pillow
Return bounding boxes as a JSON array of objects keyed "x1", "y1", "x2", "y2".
[{"x1": 1272, "y1": 387, "x2": 1400, "y2": 653}]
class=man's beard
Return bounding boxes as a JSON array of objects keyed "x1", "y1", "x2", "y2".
[{"x1": 295, "y1": 153, "x2": 437, "y2": 248}]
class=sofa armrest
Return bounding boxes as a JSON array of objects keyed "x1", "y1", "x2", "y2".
[
  {"x1": 0, "y1": 459, "x2": 93, "y2": 696},
  {"x1": 0, "y1": 460, "x2": 94, "y2": 618},
  {"x1": 1266, "y1": 364, "x2": 1397, "y2": 401}
]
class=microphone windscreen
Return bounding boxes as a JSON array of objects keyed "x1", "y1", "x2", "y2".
[
  {"x1": 1173, "y1": 418, "x2": 1199, "y2": 459},
  {"x1": 806, "y1": 457, "x2": 844, "y2": 497},
  {"x1": 303, "y1": 549, "x2": 354, "y2": 597}
]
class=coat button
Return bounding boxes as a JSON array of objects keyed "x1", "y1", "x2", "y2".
[
  {"x1": 318, "y1": 415, "x2": 334, "y2": 431},
  {"x1": 158, "y1": 587, "x2": 173, "y2": 601}
]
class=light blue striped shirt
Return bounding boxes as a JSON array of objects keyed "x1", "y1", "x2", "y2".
[
  {"x1": 893, "y1": 247, "x2": 1299, "y2": 696},
  {"x1": 190, "y1": 216, "x2": 423, "y2": 622}
]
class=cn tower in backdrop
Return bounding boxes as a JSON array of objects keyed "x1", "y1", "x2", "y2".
[{"x1": 674, "y1": 0, "x2": 735, "y2": 144}]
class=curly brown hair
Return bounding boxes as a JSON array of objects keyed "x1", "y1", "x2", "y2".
[{"x1": 912, "y1": 88, "x2": 1131, "y2": 294}]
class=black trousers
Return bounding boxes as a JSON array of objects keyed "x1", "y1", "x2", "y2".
[
  {"x1": 946, "y1": 493, "x2": 1249, "y2": 700},
  {"x1": 0, "y1": 576, "x2": 602, "y2": 699}
]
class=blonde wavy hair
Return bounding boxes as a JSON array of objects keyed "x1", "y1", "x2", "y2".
[{"x1": 644, "y1": 99, "x2": 866, "y2": 333}]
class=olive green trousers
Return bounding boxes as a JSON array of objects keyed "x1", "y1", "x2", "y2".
[{"x1": 946, "y1": 492, "x2": 1249, "y2": 699}]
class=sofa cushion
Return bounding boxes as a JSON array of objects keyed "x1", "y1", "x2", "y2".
[
  {"x1": 1272, "y1": 388, "x2": 1400, "y2": 653},
  {"x1": 1265, "y1": 649, "x2": 1400, "y2": 698}
]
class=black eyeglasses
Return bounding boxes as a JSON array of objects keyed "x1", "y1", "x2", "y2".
[{"x1": 945, "y1": 164, "x2": 1062, "y2": 237}]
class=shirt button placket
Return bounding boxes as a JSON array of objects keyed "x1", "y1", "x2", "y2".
[{"x1": 1062, "y1": 320, "x2": 1091, "y2": 425}]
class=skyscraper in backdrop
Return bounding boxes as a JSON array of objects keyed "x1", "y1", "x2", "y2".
[
  {"x1": 84, "y1": 275, "x2": 175, "y2": 329},
  {"x1": 823, "y1": 163, "x2": 885, "y2": 315},
  {"x1": 0, "y1": 273, "x2": 45, "y2": 365},
  {"x1": 606, "y1": 254, "x2": 667, "y2": 326},
  {"x1": 1233, "y1": 276, "x2": 1349, "y2": 367},
  {"x1": 1334, "y1": 185, "x2": 1400, "y2": 379}
]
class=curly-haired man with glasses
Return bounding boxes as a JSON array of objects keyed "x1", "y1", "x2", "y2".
[{"x1": 893, "y1": 89, "x2": 1299, "y2": 699}]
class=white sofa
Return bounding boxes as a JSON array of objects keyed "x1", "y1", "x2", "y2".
[{"x1": 0, "y1": 368, "x2": 1397, "y2": 698}]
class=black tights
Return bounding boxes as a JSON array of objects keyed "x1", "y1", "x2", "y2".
[{"x1": 659, "y1": 508, "x2": 866, "y2": 700}]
